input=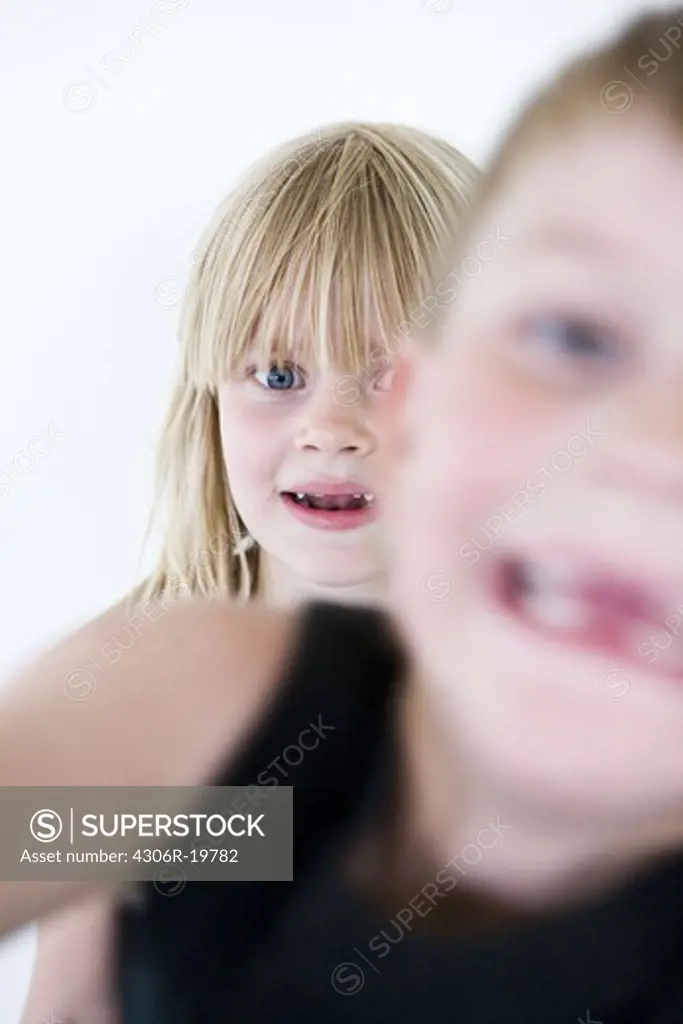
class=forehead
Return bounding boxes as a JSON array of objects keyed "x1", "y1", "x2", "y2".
[
  {"x1": 476, "y1": 111, "x2": 683, "y2": 289},
  {"x1": 244, "y1": 281, "x2": 399, "y2": 371}
]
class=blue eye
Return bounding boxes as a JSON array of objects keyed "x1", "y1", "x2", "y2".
[
  {"x1": 528, "y1": 316, "x2": 616, "y2": 361},
  {"x1": 253, "y1": 364, "x2": 305, "y2": 391}
]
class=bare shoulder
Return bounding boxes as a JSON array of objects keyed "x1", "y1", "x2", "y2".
[{"x1": 0, "y1": 596, "x2": 300, "y2": 789}]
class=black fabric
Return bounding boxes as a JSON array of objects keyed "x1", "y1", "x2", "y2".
[
  {"x1": 116, "y1": 601, "x2": 403, "y2": 1022},
  {"x1": 116, "y1": 601, "x2": 683, "y2": 1023}
]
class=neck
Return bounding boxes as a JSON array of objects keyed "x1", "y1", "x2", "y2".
[
  {"x1": 396, "y1": 680, "x2": 675, "y2": 915},
  {"x1": 257, "y1": 553, "x2": 387, "y2": 610}
]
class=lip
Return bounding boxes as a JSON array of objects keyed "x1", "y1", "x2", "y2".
[
  {"x1": 487, "y1": 544, "x2": 683, "y2": 684},
  {"x1": 284, "y1": 479, "x2": 374, "y2": 497},
  {"x1": 279, "y1": 479, "x2": 377, "y2": 532}
]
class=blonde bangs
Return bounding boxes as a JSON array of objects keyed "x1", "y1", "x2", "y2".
[
  {"x1": 182, "y1": 123, "x2": 478, "y2": 388},
  {"x1": 247, "y1": 166, "x2": 430, "y2": 376}
]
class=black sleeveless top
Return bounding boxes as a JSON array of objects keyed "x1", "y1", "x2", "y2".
[{"x1": 117, "y1": 602, "x2": 683, "y2": 1023}]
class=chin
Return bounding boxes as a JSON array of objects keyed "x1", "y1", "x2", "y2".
[
  {"x1": 399, "y1": 527, "x2": 683, "y2": 826},
  {"x1": 273, "y1": 531, "x2": 384, "y2": 591},
  {"x1": 298, "y1": 559, "x2": 383, "y2": 594},
  {"x1": 429, "y1": 632, "x2": 683, "y2": 833}
]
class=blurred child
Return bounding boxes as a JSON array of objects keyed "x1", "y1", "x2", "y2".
[{"x1": 6, "y1": 9, "x2": 683, "y2": 1023}]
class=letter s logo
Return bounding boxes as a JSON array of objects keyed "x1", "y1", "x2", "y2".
[{"x1": 30, "y1": 809, "x2": 63, "y2": 842}]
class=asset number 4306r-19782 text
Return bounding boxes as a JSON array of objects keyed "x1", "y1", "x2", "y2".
[{"x1": 132, "y1": 849, "x2": 239, "y2": 863}]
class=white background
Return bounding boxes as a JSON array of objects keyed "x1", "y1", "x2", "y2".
[{"x1": 0, "y1": 0, "x2": 672, "y2": 1017}]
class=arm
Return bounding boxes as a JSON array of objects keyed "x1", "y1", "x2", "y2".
[
  {"x1": 0, "y1": 596, "x2": 293, "y2": 940},
  {"x1": 19, "y1": 894, "x2": 119, "y2": 1024}
]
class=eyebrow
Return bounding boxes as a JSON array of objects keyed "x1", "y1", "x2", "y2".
[{"x1": 518, "y1": 224, "x2": 624, "y2": 264}]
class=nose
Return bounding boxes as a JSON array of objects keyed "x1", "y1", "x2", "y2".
[{"x1": 294, "y1": 379, "x2": 375, "y2": 457}]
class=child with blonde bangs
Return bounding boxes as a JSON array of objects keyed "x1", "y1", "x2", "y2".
[
  {"x1": 135, "y1": 121, "x2": 479, "y2": 610},
  {"x1": 17, "y1": 122, "x2": 479, "y2": 1024}
]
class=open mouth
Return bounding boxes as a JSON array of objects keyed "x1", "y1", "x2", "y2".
[
  {"x1": 279, "y1": 484, "x2": 377, "y2": 531},
  {"x1": 282, "y1": 491, "x2": 375, "y2": 511},
  {"x1": 493, "y1": 550, "x2": 683, "y2": 679}
]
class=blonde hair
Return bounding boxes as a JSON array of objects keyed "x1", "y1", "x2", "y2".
[
  {"x1": 135, "y1": 122, "x2": 478, "y2": 606},
  {"x1": 449, "y1": 9, "x2": 683, "y2": 255}
]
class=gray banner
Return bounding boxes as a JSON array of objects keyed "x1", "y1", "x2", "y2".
[{"x1": 0, "y1": 787, "x2": 292, "y2": 881}]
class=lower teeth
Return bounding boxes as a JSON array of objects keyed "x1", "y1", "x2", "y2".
[{"x1": 289, "y1": 494, "x2": 366, "y2": 511}]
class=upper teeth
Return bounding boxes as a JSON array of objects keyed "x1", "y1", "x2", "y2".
[
  {"x1": 522, "y1": 557, "x2": 576, "y2": 595},
  {"x1": 516, "y1": 557, "x2": 590, "y2": 630},
  {"x1": 523, "y1": 590, "x2": 591, "y2": 631},
  {"x1": 293, "y1": 492, "x2": 373, "y2": 501}
]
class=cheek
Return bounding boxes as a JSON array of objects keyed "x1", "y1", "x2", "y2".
[
  {"x1": 406, "y1": 352, "x2": 584, "y2": 554},
  {"x1": 218, "y1": 399, "x2": 290, "y2": 494}
]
